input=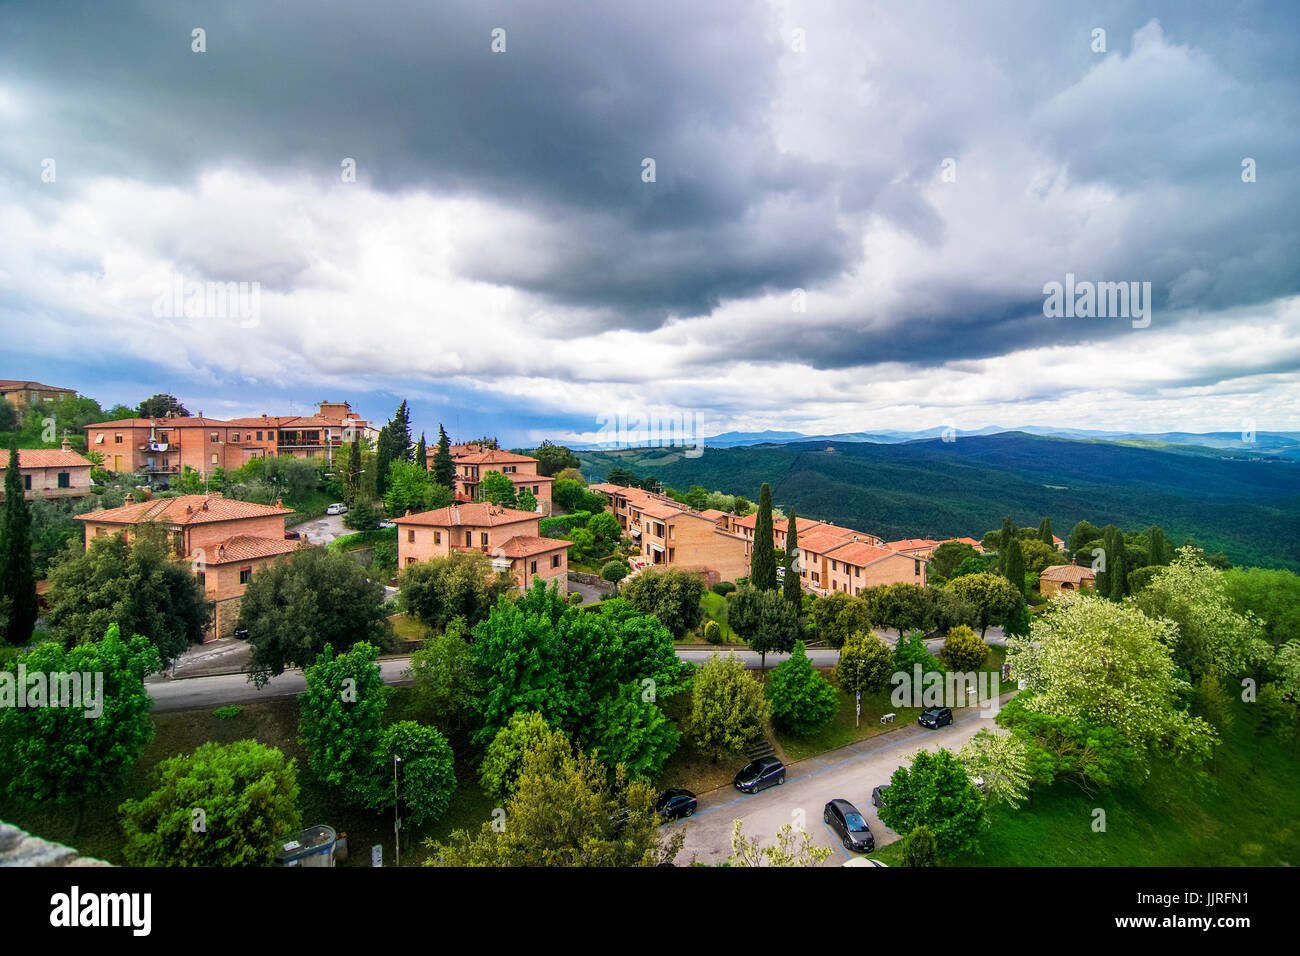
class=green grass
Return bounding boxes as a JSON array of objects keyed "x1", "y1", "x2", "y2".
[
  {"x1": 283, "y1": 489, "x2": 335, "y2": 526},
  {"x1": 696, "y1": 591, "x2": 739, "y2": 643},
  {"x1": 874, "y1": 696, "x2": 1300, "y2": 867}
]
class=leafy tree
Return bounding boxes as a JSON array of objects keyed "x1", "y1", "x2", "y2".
[
  {"x1": 729, "y1": 585, "x2": 800, "y2": 670},
  {"x1": 949, "y1": 573, "x2": 1023, "y2": 638},
  {"x1": 728, "y1": 820, "x2": 833, "y2": 867},
  {"x1": 136, "y1": 393, "x2": 190, "y2": 418},
  {"x1": 927, "y1": 585, "x2": 978, "y2": 633},
  {"x1": 750, "y1": 483, "x2": 777, "y2": 591},
  {"x1": 532, "y1": 440, "x2": 581, "y2": 478},
  {"x1": 766, "y1": 640, "x2": 838, "y2": 735},
  {"x1": 299, "y1": 642, "x2": 386, "y2": 804},
  {"x1": 833, "y1": 631, "x2": 895, "y2": 695},
  {"x1": 902, "y1": 826, "x2": 939, "y2": 866},
  {"x1": 343, "y1": 496, "x2": 381, "y2": 530},
  {"x1": 1147, "y1": 525, "x2": 1170, "y2": 565},
  {"x1": 995, "y1": 695, "x2": 1141, "y2": 791},
  {"x1": 404, "y1": 622, "x2": 479, "y2": 734},
  {"x1": 683, "y1": 485, "x2": 709, "y2": 510},
  {"x1": 957, "y1": 730, "x2": 1031, "y2": 808},
  {"x1": 690, "y1": 653, "x2": 770, "y2": 760},
  {"x1": 414, "y1": 432, "x2": 427, "y2": 470},
  {"x1": 601, "y1": 559, "x2": 630, "y2": 590},
  {"x1": 431, "y1": 425, "x2": 455, "y2": 488},
  {"x1": 1134, "y1": 546, "x2": 1272, "y2": 680},
  {"x1": 1223, "y1": 567, "x2": 1300, "y2": 647},
  {"x1": 1017, "y1": 538, "x2": 1068, "y2": 576},
  {"x1": 951, "y1": 555, "x2": 988, "y2": 579},
  {"x1": 171, "y1": 464, "x2": 206, "y2": 495},
  {"x1": 940, "y1": 625, "x2": 989, "y2": 672},
  {"x1": 872, "y1": 582, "x2": 932, "y2": 638},
  {"x1": 0, "y1": 396, "x2": 16, "y2": 431},
  {"x1": 516, "y1": 487, "x2": 538, "y2": 512},
  {"x1": 1066, "y1": 520, "x2": 1102, "y2": 559},
  {"x1": 399, "y1": 550, "x2": 513, "y2": 632},
  {"x1": 589, "y1": 681, "x2": 682, "y2": 779},
  {"x1": 119, "y1": 740, "x2": 300, "y2": 866},
  {"x1": 587, "y1": 510, "x2": 621, "y2": 545},
  {"x1": 553, "y1": 478, "x2": 589, "y2": 512},
  {"x1": 0, "y1": 624, "x2": 160, "y2": 834},
  {"x1": 369, "y1": 720, "x2": 457, "y2": 828},
  {"x1": 621, "y1": 568, "x2": 705, "y2": 640},
  {"x1": 877, "y1": 748, "x2": 985, "y2": 855},
  {"x1": 240, "y1": 546, "x2": 392, "y2": 686},
  {"x1": 809, "y1": 592, "x2": 873, "y2": 650},
  {"x1": 480, "y1": 712, "x2": 568, "y2": 803},
  {"x1": 429, "y1": 738, "x2": 681, "y2": 866},
  {"x1": 930, "y1": 541, "x2": 979, "y2": 580},
  {"x1": 1192, "y1": 669, "x2": 1233, "y2": 771},
  {"x1": 1275, "y1": 640, "x2": 1300, "y2": 702},
  {"x1": 384, "y1": 459, "x2": 453, "y2": 516},
  {"x1": 1002, "y1": 537, "x2": 1025, "y2": 597},
  {"x1": 1007, "y1": 596, "x2": 1216, "y2": 775},
  {"x1": 47, "y1": 523, "x2": 205, "y2": 667},
  {"x1": 894, "y1": 630, "x2": 946, "y2": 678},
  {"x1": 0, "y1": 442, "x2": 38, "y2": 644},
  {"x1": 478, "y1": 470, "x2": 518, "y2": 508}
]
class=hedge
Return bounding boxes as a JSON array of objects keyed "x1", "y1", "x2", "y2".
[
  {"x1": 539, "y1": 510, "x2": 593, "y2": 538},
  {"x1": 327, "y1": 527, "x2": 398, "y2": 553}
]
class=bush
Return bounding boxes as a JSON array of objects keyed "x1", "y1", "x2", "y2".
[
  {"x1": 939, "y1": 625, "x2": 989, "y2": 672},
  {"x1": 766, "y1": 640, "x2": 838, "y2": 736},
  {"x1": 690, "y1": 654, "x2": 770, "y2": 760},
  {"x1": 569, "y1": 591, "x2": 584, "y2": 604},
  {"x1": 712, "y1": 581, "x2": 736, "y2": 597},
  {"x1": 902, "y1": 826, "x2": 939, "y2": 867},
  {"x1": 539, "y1": 511, "x2": 592, "y2": 538},
  {"x1": 343, "y1": 498, "x2": 380, "y2": 531},
  {"x1": 213, "y1": 705, "x2": 242, "y2": 720},
  {"x1": 704, "y1": 620, "x2": 723, "y2": 644},
  {"x1": 621, "y1": 568, "x2": 705, "y2": 640}
]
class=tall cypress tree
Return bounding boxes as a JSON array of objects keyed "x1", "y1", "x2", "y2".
[
  {"x1": 1096, "y1": 524, "x2": 1123, "y2": 597},
  {"x1": 783, "y1": 510, "x2": 801, "y2": 605},
  {"x1": 0, "y1": 442, "x2": 38, "y2": 645},
  {"x1": 343, "y1": 438, "x2": 363, "y2": 505},
  {"x1": 1108, "y1": 528, "x2": 1128, "y2": 601},
  {"x1": 374, "y1": 424, "x2": 392, "y2": 498},
  {"x1": 1038, "y1": 517, "x2": 1053, "y2": 547},
  {"x1": 1147, "y1": 525, "x2": 1168, "y2": 566},
  {"x1": 750, "y1": 483, "x2": 777, "y2": 591},
  {"x1": 1003, "y1": 536, "x2": 1025, "y2": 597},
  {"x1": 415, "y1": 432, "x2": 427, "y2": 470},
  {"x1": 998, "y1": 516, "x2": 1016, "y2": 570},
  {"x1": 391, "y1": 401, "x2": 413, "y2": 463},
  {"x1": 432, "y1": 424, "x2": 455, "y2": 488}
]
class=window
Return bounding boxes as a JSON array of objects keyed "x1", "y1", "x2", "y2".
[
  {"x1": 465, "y1": 531, "x2": 472, "y2": 547},
  {"x1": 231, "y1": 432, "x2": 240, "y2": 442},
  {"x1": 94, "y1": 433, "x2": 104, "y2": 444},
  {"x1": 114, "y1": 433, "x2": 122, "y2": 444},
  {"x1": 407, "y1": 529, "x2": 415, "y2": 543},
  {"x1": 530, "y1": 561, "x2": 537, "y2": 574},
  {"x1": 481, "y1": 532, "x2": 489, "y2": 546},
  {"x1": 210, "y1": 432, "x2": 220, "y2": 443},
  {"x1": 196, "y1": 572, "x2": 206, "y2": 590},
  {"x1": 434, "y1": 531, "x2": 441, "y2": 544},
  {"x1": 268, "y1": 430, "x2": 276, "y2": 441},
  {"x1": 57, "y1": 472, "x2": 70, "y2": 488},
  {"x1": 407, "y1": 557, "x2": 416, "y2": 566},
  {"x1": 551, "y1": 554, "x2": 561, "y2": 568},
  {"x1": 256, "y1": 431, "x2": 263, "y2": 441},
  {"x1": 239, "y1": 567, "x2": 252, "y2": 585},
  {"x1": 854, "y1": 566, "x2": 860, "y2": 577},
  {"x1": 831, "y1": 560, "x2": 837, "y2": 572},
  {"x1": 211, "y1": 454, "x2": 219, "y2": 465},
  {"x1": 23, "y1": 475, "x2": 32, "y2": 490},
  {"x1": 532, "y1": 485, "x2": 539, "y2": 494},
  {"x1": 914, "y1": 560, "x2": 921, "y2": 576}
]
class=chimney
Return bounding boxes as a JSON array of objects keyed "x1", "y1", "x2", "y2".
[
  {"x1": 201, "y1": 499, "x2": 209, "y2": 510},
  {"x1": 185, "y1": 505, "x2": 193, "y2": 515},
  {"x1": 404, "y1": 509, "x2": 411, "y2": 517},
  {"x1": 60, "y1": 438, "x2": 72, "y2": 452},
  {"x1": 275, "y1": 498, "x2": 283, "y2": 508},
  {"x1": 125, "y1": 492, "x2": 135, "y2": 505}
]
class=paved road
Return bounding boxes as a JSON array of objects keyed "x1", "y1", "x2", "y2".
[
  {"x1": 291, "y1": 511, "x2": 347, "y2": 545},
  {"x1": 668, "y1": 700, "x2": 1009, "y2": 866}
]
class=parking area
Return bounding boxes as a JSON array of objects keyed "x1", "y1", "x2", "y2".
[{"x1": 291, "y1": 511, "x2": 348, "y2": 545}]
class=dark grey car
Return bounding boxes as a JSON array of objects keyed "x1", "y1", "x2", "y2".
[{"x1": 733, "y1": 756, "x2": 786, "y2": 793}]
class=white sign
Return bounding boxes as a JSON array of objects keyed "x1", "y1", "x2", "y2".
[{"x1": 371, "y1": 844, "x2": 382, "y2": 868}]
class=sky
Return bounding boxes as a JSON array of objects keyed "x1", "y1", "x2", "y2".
[{"x1": 2, "y1": 0, "x2": 1298, "y2": 448}]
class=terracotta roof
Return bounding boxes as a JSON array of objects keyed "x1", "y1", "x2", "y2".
[
  {"x1": 503, "y1": 472, "x2": 554, "y2": 484},
  {"x1": 395, "y1": 502, "x2": 540, "y2": 528},
  {"x1": 76, "y1": 494, "x2": 293, "y2": 526},
  {"x1": 85, "y1": 416, "x2": 231, "y2": 428},
  {"x1": 638, "y1": 501, "x2": 691, "y2": 520},
  {"x1": 453, "y1": 449, "x2": 539, "y2": 465},
  {"x1": 698, "y1": 509, "x2": 727, "y2": 521},
  {"x1": 588, "y1": 482, "x2": 623, "y2": 493},
  {"x1": 3, "y1": 448, "x2": 94, "y2": 469},
  {"x1": 941, "y1": 537, "x2": 983, "y2": 549},
  {"x1": 494, "y1": 535, "x2": 571, "y2": 558},
  {"x1": 884, "y1": 538, "x2": 941, "y2": 552},
  {"x1": 1040, "y1": 564, "x2": 1096, "y2": 583},
  {"x1": 196, "y1": 535, "x2": 300, "y2": 564},
  {"x1": 798, "y1": 528, "x2": 862, "y2": 554},
  {"x1": 0, "y1": 380, "x2": 75, "y2": 392},
  {"x1": 828, "y1": 542, "x2": 907, "y2": 567}
]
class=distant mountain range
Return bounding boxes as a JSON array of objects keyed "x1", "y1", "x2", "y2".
[{"x1": 576, "y1": 431, "x2": 1300, "y2": 570}]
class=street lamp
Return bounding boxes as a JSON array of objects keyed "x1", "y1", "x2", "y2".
[{"x1": 393, "y1": 754, "x2": 402, "y2": 867}]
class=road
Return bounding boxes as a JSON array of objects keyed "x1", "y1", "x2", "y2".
[
  {"x1": 668, "y1": 700, "x2": 1009, "y2": 866},
  {"x1": 290, "y1": 511, "x2": 347, "y2": 545}
]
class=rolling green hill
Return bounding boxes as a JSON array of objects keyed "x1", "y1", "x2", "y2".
[{"x1": 577, "y1": 432, "x2": 1300, "y2": 570}]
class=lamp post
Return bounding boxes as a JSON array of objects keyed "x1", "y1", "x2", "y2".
[{"x1": 393, "y1": 754, "x2": 402, "y2": 867}]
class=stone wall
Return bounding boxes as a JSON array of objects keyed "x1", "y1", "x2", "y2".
[{"x1": 0, "y1": 820, "x2": 111, "y2": 867}]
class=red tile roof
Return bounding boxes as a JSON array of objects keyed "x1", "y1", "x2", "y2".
[
  {"x1": 394, "y1": 502, "x2": 540, "y2": 527},
  {"x1": 76, "y1": 494, "x2": 293, "y2": 526},
  {"x1": 0, "y1": 380, "x2": 75, "y2": 392},
  {"x1": 1040, "y1": 564, "x2": 1096, "y2": 583},
  {"x1": 196, "y1": 535, "x2": 301, "y2": 564},
  {"x1": 698, "y1": 509, "x2": 727, "y2": 521},
  {"x1": 453, "y1": 449, "x2": 539, "y2": 465},
  {"x1": 884, "y1": 538, "x2": 941, "y2": 552},
  {"x1": 4, "y1": 448, "x2": 94, "y2": 469},
  {"x1": 827, "y1": 542, "x2": 905, "y2": 567},
  {"x1": 494, "y1": 535, "x2": 571, "y2": 558}
]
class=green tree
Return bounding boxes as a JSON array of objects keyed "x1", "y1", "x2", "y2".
[
  {"x1": 729, "y1": 585, "x2": 800, "y2": 670},
  {"x1": 136, "y1": 393, "x2": 190, "y2": 418},
  {"x1": 399, "y1": 550, "x2": 513, "y2": 632},
  {"x1": 689, "y1": 653, "x2": 770, "y2": 760},
  {"x1": 1223, "y1": 567, "x2": 1300, "y2": 646},
  {"x1": 403, "y1": 622, "x2": 479, "y2": 734},
  {"x1": 480, "y1": 712, "x2": 568, "y2": 803},
  {"x1": 369, "y1": 720, "x2": 457, "y2": 829},
  {"x1": 589, "y1": 681, "x2": 682, "y2": 779},
  {"x1": 949, "y1": 572, "x2": 1023, "y2": 638},
  {"x1": 342, "y1": 437, "x2": 363, "y2": 505},
  {"x1": 809, "y1": 592, "x2": 873, "y2": 650},
  {"x1": 998, "y1": 516, "x2": 1016, "y2": 560},
  {"x1": 119, "y1": 740, "x2": 300, "y2": 866},
  {"x1": 995, "y1": 695, "x2": 1141, "y2": 791},
  {"x1": 240, "y1": 546, "x2": 392, "y2": 686},
  {"x1": 587, "y1": 510, "x2": 621, "y2": 546},
  {"x1": 516, "y1": 487, "x2": 538, "y2": 512},
  {"x1": 728, "y1": 820, "x2": 833, "y2": 867},
  {"x1": 750, "y1": 483, "x2": 777, "y2": 591},
  {"x1": 939, "y1": 625, "x2": 989, "y2": 672},
  {"x1": 1002, "y1": 537, "x2": 1025, "y2": 597},
  {"x1": 766, "y1": 640, "x2": 838, "y2": 735},
  {"x1": 783, "y1": 510, "x2": 802, "y2": 604},
  {"x1": 478, "y1": 470, "x2": 518, "y2": 508},
  {"x1": 414, "y1": 432, "x2": 427, "y2": 470},
  {"x1": 894, "y1": 630, "x2": 946, "y2": 679},
  {"x1": 929, "y1": 541, "x2": 979, "y2": 581},
  {"x1": 1066, "y1": 520, "x2": 1102, "y2": 558},
  {"x1": 1037, "y1": 517, "x2": 1054, "y2": 547},
  {"x1": 833, "y1": 631, "x2": 895, "y2": 695},
  {"x1": 0, "y1": 624, "x2": 160, "y2": 834},
  {"x1": 343, "y1": 496, "x2": 380, "y2": 530},
  {"x1": 902, "y1": 826, "x2": 939, "y2": 866},
  {"x1": 47, "y1": 523, "x2": 205, "y2": 667},
  {"x1": 532, "y1": 440, "x2": 581, "y2": 478},
  {"x1": 0, "y1": 442, "x2": 38, "y2": 644},
  {"x1": 432, "y1": 425, "x2": 455, "y2": 487},
  {"x1": 1147, "y1": 525, "x2": 1170, "y2": 565},
  {"x1": 876, "y1": 748, "x2": 985, "y2": 855},
  {"x1": 374, "y1": 424, "x2": 393, "y2": 498},
  {"x1": 957, "y1": 730, "x2": 1031, "y2": 808},
  {"x1": 299, "y1": 642, "x2": 386, "y2": 805},
  {"x1": 621, "y1": 568, "x2": 705, "y2": 640},
  {"x1": 951, "y1": 555, "x2": 987, "y2": 579},
  {"x1": 1192, "y1": 669, "x2": 1233, "y2": 771},
  {"x1": 384, "y1": 459, "x2": 453, "y2": 516},
  {"x1": 873, "y1": 582, "x2": 932, "y2": 638},
  {"x1": 601, "y1": 559, "x2": 630, "y2": 591}
]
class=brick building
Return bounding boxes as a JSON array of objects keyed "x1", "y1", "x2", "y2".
[{"x1": 0, "y1": 440, "x2": 94, "y2": 501}]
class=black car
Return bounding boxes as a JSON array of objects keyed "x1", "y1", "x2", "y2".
[
  {"x1": 918, "y1": 706, "x2": 953, "y2": 729},
  {"x1": 824, "y1": 799, "x2": 875, "y2": 853},
  {"x1": 655, "y1": 788, "x2": 698, "y2": 820},
  {"x1": 871, "y1": 784, "x2": 890, "y2": 809},
  {"x1": 733, "y1": 756, "x2": 786, "y2": 793},
  {"x1": 232, "y1": 626, "x2": 249, "y2": 640}
]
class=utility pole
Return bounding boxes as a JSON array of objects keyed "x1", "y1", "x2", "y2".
[{"x1": 393, "y1": 755, "x2": 402, "y2": 867}]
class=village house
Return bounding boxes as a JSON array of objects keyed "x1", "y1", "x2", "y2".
[
  {"x1": 437, "y1": 448, "x2": 554, "y2": 514},
  {"x1": 1039, "y1": 563, "x2": 1096, "y2": 598},
  {"x1": 75, "y1": 493, "x2": 299, "y2": 640},
  {"x1": 941, "y1": 536, "x2": 985, "y2": 553},
  {"x1": 0, "y1": 379, "x2": 77, "y2": 411},
  {"x1": 394, "y1": 502, "x2": 569, "y2": 593},
  {"x1": 0, "y1": 440, "x2": 94, "y2": 501},
  {"x1": 882, "y1": 538, "x2": 943, "y2": 560}
]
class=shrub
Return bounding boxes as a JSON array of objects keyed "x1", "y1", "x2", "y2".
[
  {"x1": 902, "y1": 826, "x2": 939, "y2": 867},
  {"x1": 712, "y1": 581, "x2": 736, "y2": 597},
  {"x1": 939, "y1": 625, "x2": 989, "y2": 672},
  {"x1": 213, "y1": 705, "x2": 242, "y2": 720},
  {"x1": 569, "y1": 591, "x2": 584, "y2": 604},
  {"x1": 766, "y1": 641, "x2": 838, "y2": 736},
  {"x1": 704, "y1": 620, "x2": 723, "y2": 644}
]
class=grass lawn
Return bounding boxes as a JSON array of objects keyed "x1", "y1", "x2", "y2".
[
  {"x1": 0, "y1": 686, "x2": 493, "y2": 867},
  {"x1": 388, "y1": 612, "x2": 430, "y2": 644},
  {"x1": 283, "y1": 488, "x2": 336, "y2": 526},
  {"x1": 696, "y1": 591, "x2": 741, "y2": 643},
  {"x1": 873, "y1": 696, "x2": 1300, "y2": 867}
]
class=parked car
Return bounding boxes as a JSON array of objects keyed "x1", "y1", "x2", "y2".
[
  {"x1": 378, "y1": 520, "x2": 396, "y2": 529},
  {"x1": 918, "y1": 706, "x2": 953, "y2": 729},
  {"x1": 871, "y1": 784, "x2": 890, "y2": 808},
  {"x1": 232, "y1": 626, "x2": 249, "y2": 640},
  {"x1": 655, "y1": 788, "x2": 697, "y2": 820},
  {"x1": 733, "y1": 756, "x2": 786, "y2": 793},
  {"x1": 325, "y1": 503, "x2": 348, "y2": 515},
  {"x1": 284, "y1": 529, "x2": 301, "y2": 540},
  {"x1": 824, "y1": 799, "x2": 875, "y2": 853},
  {"x1": 842, "y1": 857, "x2": 889, "y2": 867}
]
